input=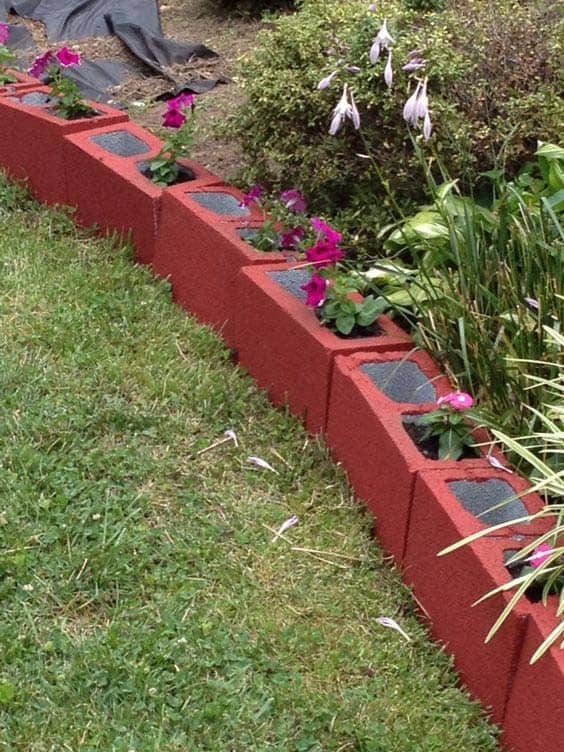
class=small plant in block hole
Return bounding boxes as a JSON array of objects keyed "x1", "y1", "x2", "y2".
[
  {"x1": 299, "y1": 217, "x2": 385, "y2": 337},
  {"x1": 0, "y1": 23, "x2": 17, "y2": 85},
  {"x1": 239, "y1": 185, "x2": 309, "y2": 253},
  {"x1": 415, "y1": 391, "x2": 480, "y2": 460},
  {"x1": 148, "y1": 94, "x2": 198, "y2": 186},
  {"x1": 29, "y1": 47, "x2": 96, "y2": 119}
]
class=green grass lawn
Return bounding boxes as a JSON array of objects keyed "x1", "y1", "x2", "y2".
[{"x1": 0, "y1": 175, "x2": 500, "y2": 751}]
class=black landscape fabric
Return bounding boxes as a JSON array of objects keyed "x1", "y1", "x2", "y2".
[{"x1": 1, "y1": 0, "x2": 223, "y2": 102}]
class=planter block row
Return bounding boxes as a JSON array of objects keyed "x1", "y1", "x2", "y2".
[
  {"x1": 232, "y1": 264, "x2": 413, "y2": 434},
  {"x1": 0, "y1": 86, "x2": 128, "y2": 205},
  {"x1": 152, "y1": 184, "x2": 280, "y2": 345},
  {"x1": 0, "y1": 70, "x2": 38, "y2": 95},
  {"x1": 0, "y1": 86, "x2": 561, "y2": 752},
  {"x1": 64, "y1": 124, "x2": 223, "y2": 265}
]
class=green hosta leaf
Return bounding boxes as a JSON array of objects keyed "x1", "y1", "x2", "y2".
[
  {"x1": 536, "y1": 142, "x2": 564, "y2": 162},
  {"x1": 335, "y1": 313, "x2": 355, "y2": 335},
  {"x1": 546, "y1": 188, "x2": 564, "y2": 212}
]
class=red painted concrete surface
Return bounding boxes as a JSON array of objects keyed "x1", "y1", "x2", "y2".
[
  {"x1": 233, "y1": 264, "x2": 413, "y2": 434},
  {"x1": 153, "y1": 185, "x2": 285, "y2": 345},
  {"x1": 0, "y1": 86, "x2": 127, "y2": 205},
  {"x1": 502, "y1": 599, "x2": 564, "y2": 752},
  {"x1": 0, "y1": 70, "x2": 38, "y2": 94},
  {"x1": 325, "y1": 350, "x2": 500, "y2": 562},
  {"x1": 64, "y1": 122, "x2": 221, "y2": 265},
  {"x1": 403, "y1": 468, "x2": 556, "y2": 729}
]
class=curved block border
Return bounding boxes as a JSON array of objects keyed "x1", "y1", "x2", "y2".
[{"x1": 0, "y1": 85, "x2": 561, "y2": 752}]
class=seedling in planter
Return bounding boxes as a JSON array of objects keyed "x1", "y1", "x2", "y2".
[
  {"x1": 0, "y1": 23, "x2": 16, "y2": 85},
  {"x1": 148, "y1": 94, "x2": 197, "y2": 186},
  {"x1": 417, "y1": 391, "x2": 478, "y2": 460},
  {"x1": 29, "y1": 47, "x2": 96, "y2": 119},
  {"x1": 241, "y1": 186, "x2": 309, "y2": 253}
]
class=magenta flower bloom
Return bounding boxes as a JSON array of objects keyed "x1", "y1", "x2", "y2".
[
  {"x1": 437, "y1": 391, "x2": 474, "y2": 411},
  {"x1": 305, "y1": 240, "x2": 344, "y2": 268},
  {"x1": 301, "y1": 273, "x2": 327, "y2": 307},
  {"x1": 0, "y1": 23, "x2": 10, "y2": 46},
  {"x1": 280, "y1": 188, "x2": 307, "y2": 214},
  {"x1": 529, "y1": 543, "x2": 555, "y2": 568},
  {"x1": 28, "y1": 50, "x2": 56, "y2": 78},
  {"x1": 279, "y1": 226, "x2": 305, "y2": 249},
  {"x1": 168, "y1": 93, "x2": 196, "y2": 110},
  {"x1": 240, "y1": 184, "x2": 264, "y2": 208},
  {"x1": 162, "y1": 106, "x2": 186, "y2": 128},
  {"x1": 311, "y1": 217, "x2": 342, "y2": 245},
  {"x1": 55, "y1": 47, "x2": 81, "y2": 67}
]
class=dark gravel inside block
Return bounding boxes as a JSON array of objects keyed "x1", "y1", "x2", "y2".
[
  {"x1": 189, "y1": 192, "x2": 250, "y2": 216},
  {"x1": 269, "y1": 268, "x2": 311, "y2": 302},
  {"x1": 361, "y1": 361, "x2": 436, "y2": 403},
  {"x1": 20, "y1": 92, "x2": 51, "y2": 106},
  {"x1": 448, "y1": 479, "x2": 528, "y2": 526},
  {"x1": 91, "y1": 130, "x2": 149, "y2": 156}
]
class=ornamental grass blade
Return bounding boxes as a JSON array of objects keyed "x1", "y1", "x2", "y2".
[{"x1": 530, "y1": 620, "x2": 564, "y2": 664}]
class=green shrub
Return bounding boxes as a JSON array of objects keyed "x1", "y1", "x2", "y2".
[
  {"x1": 207, "y1": 0, "x2": 296, "y2": 16},
  {"x1": 230, "y1": 0, "x2": 563, "y2": 248}
]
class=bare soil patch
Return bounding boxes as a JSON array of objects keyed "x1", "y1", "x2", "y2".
[{"x1": 10, "y1": 0, "x2": 266, "y2": 181}]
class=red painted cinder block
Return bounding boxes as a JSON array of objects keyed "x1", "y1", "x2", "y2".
[
  {"x1": 153, "y1": 186, "x2": 288, "y2": 346},
  {"x1": 63, "y1": 123, "x2": 221, "y2": 265},
  {"x1": 0, "y1": 70, "x2": 37, "y2": 95},
  {"x1": 0, "y1": 86, "x2": 127, "y2": 205},
  {"x1": 325, "y1": 350, "x2": 499, "y2": 562},
  {"x1": 403, "y1": 469, "x2": 555, "y2": 723},
  {"x1": 232, "y1": 264, "x2": 413, "y2": 434},
  {"x1": 502, "y1": 599, "x2": 564, "y2": 752}
]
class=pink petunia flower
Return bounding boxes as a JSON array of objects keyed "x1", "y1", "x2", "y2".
[
  {"x1": 162, "y1": 106, "x2": 186, "y2": 128},
  {"x1": 301, "y1": 273, "x2": 328, "y2": 306},
  {"x1": 28, "y1": 50, "x2": 56, "y2": 78},
  {"x1": 305, "y1": 240, "x2": 344, "y2": 267},
  {"x1": 280, "y1": 188, "x2": 307, "y2": 214},
  {"x1": 279, "y1": 226, "x2": 305, "y2": 249},
  {"x1": 0, "y1": 23, "x2": 10, "y2": 46},
  {"x1": 310, "y1": 217, "x2": 342, "y2": 245},
  {"x1": 437, "y1": 391, "x2": 474, "y2": 411},
  {"x1": 529, "y1": 543, "x2": 555, "y2": 568},
  {"x1": 55, "y1": 47, "x2": 81, "y2": 67},
  {"x1": 168, "y1": 93, "x2": 196, "y2": 110},
  {"x1": 240, "y1": 184, "x2": 264, "y2": 208}
]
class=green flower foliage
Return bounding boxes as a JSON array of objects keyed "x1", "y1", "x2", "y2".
[{"x1": 229, "y1": 0, "x2": 563, "y2": 246}]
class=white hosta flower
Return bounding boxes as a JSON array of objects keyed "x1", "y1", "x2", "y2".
[
  {"x1": 317, "y1": 69, "x2": 338, "y2": 90},
  {"x1": 403, "y1": 77, "x2": 432, "y2": 139},
  {"x1": 369, "y1": 19, "x2": 394, "y2": 63},
  {"x1": 329, "y1": 84, "x2": 360, "y2": 135},
  {"x1": 402, "y1": 79, "x2": 422, "y2": 125},
  {"x1": 423, "y1": 110, "x2": 432, "y2": 140},
  {"x1": 350, "y1": 89, "x2": 361, "y2": 129},
  {"x1": 384, "y1": 48, "x2": 393, "y2": 89}
]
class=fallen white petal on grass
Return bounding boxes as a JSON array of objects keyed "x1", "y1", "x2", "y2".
[
  {"x1": 271, "y1": 515, "x2": 299, "y2": 542},
  {"x1": 487, "y1": 454, "x2": 514, "y2": 474},
  {"x1": 376, "y1": 616, "x2": 412, "y2": 642},
  {"x1": 247, "y1": 456, "x2": 278, "y2": 473},
  {"x1": 224, "y1": 428, "x2": 239, "y2": 447}
]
